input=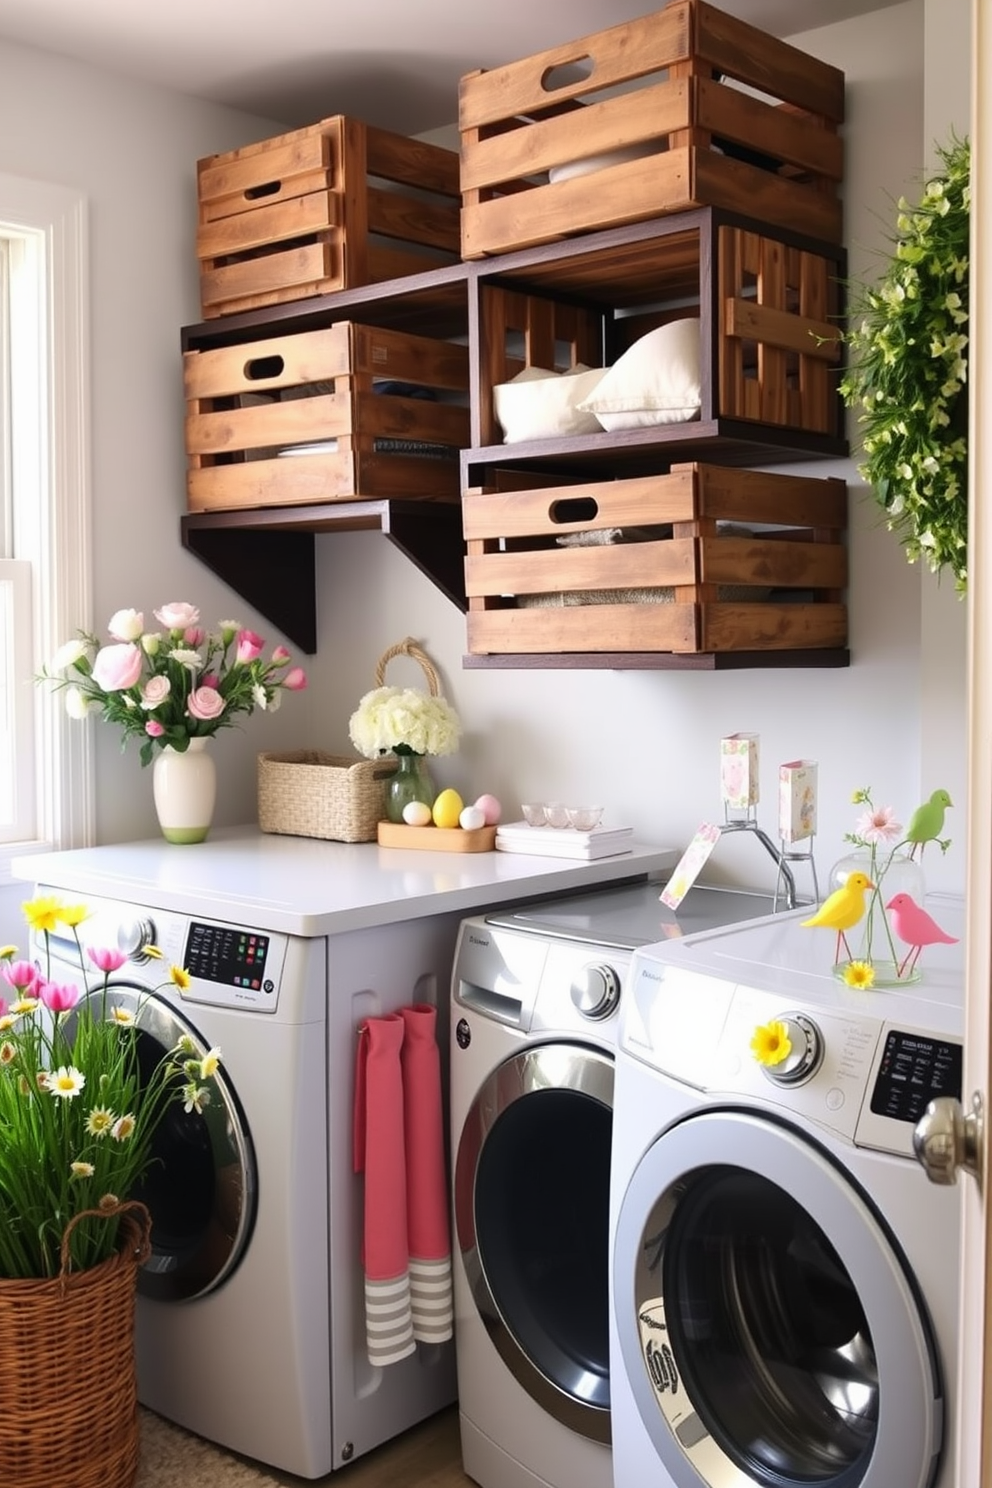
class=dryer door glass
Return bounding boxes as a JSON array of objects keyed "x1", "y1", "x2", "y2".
[
  {"x1": 455, "y1": 1042, "x2": 614, "y2": 1444},
  {"x1": 78, "y1": 983, "x2": 256, "y2": 1302},
  {"x1": 663, "y1": 1167, "x2": 875, "y2": 1484}
]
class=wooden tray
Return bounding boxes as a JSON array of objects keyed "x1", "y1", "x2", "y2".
[{"x1": 377, "y1": 822, "x2": 497, "y2": 853}]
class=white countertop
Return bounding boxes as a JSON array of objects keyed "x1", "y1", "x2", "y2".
[{"x1": 13, "y1": 826, "x2": 679, "y2": 936}]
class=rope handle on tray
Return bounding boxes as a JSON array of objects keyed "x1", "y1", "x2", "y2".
[
  {"x1": 373, "y1": 637, "x2": 441, "y2": 697},
  {"x1": 59, "y1": 1197, "x2": 153, "y2": 1283}
]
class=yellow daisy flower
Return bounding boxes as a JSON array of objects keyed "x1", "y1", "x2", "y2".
[
  {"x1": 0, "y1": 944, "x2": 17, "y2": 961},
  {"x1": 844, "y1": 961, "x2": 876, "y2": 990},
  {"x1": 58, "y1": 903, "x2": 88, "y2": 928},
  {"x1": 21, "y1": 896, "x2": 63, "y2": 933},
  {"x1": 750, "y1": 1020, "x2": 792, "y2": 1067},
  {"x1": 170, "y1": 966, "x2": 191, "y2": 991}
]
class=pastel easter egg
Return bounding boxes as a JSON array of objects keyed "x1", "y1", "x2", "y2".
[
  {"x1": 402, "y1": 800, "x2": 433, "y2": 827},
  {"x1": 473, "y1": 793, "x2": 502, "y2": 825},
  {"x1": 459, "y1": 805, "x2": 486, "y2": 831}
]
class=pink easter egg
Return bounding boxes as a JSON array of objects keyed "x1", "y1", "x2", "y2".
[{"x1": 474, "y1": 793, "x2": 502, "y2": 826}]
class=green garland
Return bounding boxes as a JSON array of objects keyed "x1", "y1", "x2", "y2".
[{"x1": 840, "y1": 136, "x2": 970, "y2": 591}]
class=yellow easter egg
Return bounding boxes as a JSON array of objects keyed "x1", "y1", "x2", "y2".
[{"x1": 432, "y1": 788, "x2": 464, "y2": 829}]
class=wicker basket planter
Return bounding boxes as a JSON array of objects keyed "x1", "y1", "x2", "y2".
[
  {"x1": 257, "y1": 751, "x2": 396, "y2": 843},
  {"x1": 0, "y1": 1202, "x2": 151, "y2": 1488}
]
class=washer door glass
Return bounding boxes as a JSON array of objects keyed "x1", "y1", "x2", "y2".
[
  {"x1": 79, "y1": 982, "x2": 255, "y2": 1302},
  {"x1": 613, "y1": 1110, "x2": 942, "y2": 1488},
  {"x1": 455, "y1": 1042, "x2": 614, "y2": 1444}
]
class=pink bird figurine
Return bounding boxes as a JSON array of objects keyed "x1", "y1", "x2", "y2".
[{"x1": 885, "y1": 892, "x2": 959, "y2": 977}]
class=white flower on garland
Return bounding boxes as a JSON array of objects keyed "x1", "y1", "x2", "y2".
[
  {"x1": 839, "y1": 135, "x2": 970, "y2": 591},
  {"x1": 349, "y1": 685, "x2": 461, "y2": 759}
]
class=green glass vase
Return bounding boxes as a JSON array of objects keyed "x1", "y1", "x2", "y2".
[{"x1": 384, "y1": 751, "x2": 435, "y2": 824}]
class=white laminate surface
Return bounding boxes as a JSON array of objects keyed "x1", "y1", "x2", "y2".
[{"x1": 13, "y1": 826, "x2": 679, "y2": 936}]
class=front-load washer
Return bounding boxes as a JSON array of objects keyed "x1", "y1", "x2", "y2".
[
  {"x1": 610, "y1": 894, "x2": 966, "y2": 1488},
  {"x1": 449, "y1": 879, "x2": 783, "y2": 1488},
  {"x1": 29, "y1": 884, "x2": 460, "y2": 1479}
]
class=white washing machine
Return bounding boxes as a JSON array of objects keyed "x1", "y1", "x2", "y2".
[
  {"x1": 30, "y1": 884, "x2": 460, "y2": 1479},
  {"x1": 609, "y1": 894, "x2": 965, "y2": 1488},
  {"x1": 449, "y1": 880, "x2": 783, "y2": 1488}
]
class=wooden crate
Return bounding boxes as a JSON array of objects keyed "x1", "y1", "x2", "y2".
[
  {"x1": 459, "y1": 0, "x2": 845, "y2": 258},
  {"x1": 463, "y1": 462, "x2": 847, "y2": 655},
  {"x1": 197, "y1": 116, "x2": 461, "y2": 319},
  {"x1": 471, "y1": 214, "x2": 844, "y2": 453},
  {"x1": 184, "y1": 321, "x2": 470, "y2": 513}
]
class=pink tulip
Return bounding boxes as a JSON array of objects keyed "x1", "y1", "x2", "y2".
[
  {"x1": 271, "y1": 646, "x2": 291, "y2": 665},
  {"x1": 40, "y1": 979, "x2": 82, "y2": 1013},
  {"x1": 145, "y1": 719, "x2": 165, "y2": 737},
  {"x1": 183, "y1": 626, "x2": 206, "y2": 647},
  {"x1": 283, "y1": 667, "x2": 308, "y2": 691},
  {"x1": 88, "y1": 946, "x2": 127, "y2": 973},
  {"x1": 1, "y1": 960, "x2": 36, "y2": 996},
  {"x1": 91, "y1": 642, "x2": 143, "y2": 692},
  {"x1": 187, "y1": 686, "x2": 226, "y2": 722},
  {"x1": 236, "y1": 630, "x2": 264, "y2": 663},
  {"x1": 202, "y1": 673, "x2": 221, "y2": 689}
]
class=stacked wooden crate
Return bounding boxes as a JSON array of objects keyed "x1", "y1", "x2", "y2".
[{"x1": 456, "y1": 0, "x2": 850, "y2": 663}]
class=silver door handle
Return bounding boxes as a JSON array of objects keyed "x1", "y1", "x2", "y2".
[{"x1": 913, "y1": 1093, "x2": 984, "y2": 1185}]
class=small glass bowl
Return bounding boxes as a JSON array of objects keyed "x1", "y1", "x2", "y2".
[
  {"x1": 521, "y1": 803, "x2": 548, "y2": 827},
  {"x1": 544, "y1": 802, "x2": 571, "y2": 829},
  {"x1": 567, "y1": 806, "x2": 604, "y2": 831}
]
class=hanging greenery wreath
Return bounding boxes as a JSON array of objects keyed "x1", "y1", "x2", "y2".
[{"x1": 839, "y1": 135, "x2": 970, "y2": 591}]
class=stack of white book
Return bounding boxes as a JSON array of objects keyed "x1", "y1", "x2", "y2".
[{"x1": 495, "y1": 821, "x2": 634, "y2": 861}]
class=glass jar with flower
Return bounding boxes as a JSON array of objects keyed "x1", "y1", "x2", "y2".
[
  {"x1": 348, "y1": 640, "x2": 462, "y2": 824},
  {"x1": 39, "y1": 601, "x2": 308, "y2": 842},
  {"x1": 822, "y1": 786, "x2": 954, "y2": 988}
]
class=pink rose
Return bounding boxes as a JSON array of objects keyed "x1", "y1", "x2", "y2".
[
  {"x1": 40, "y1": 979, "x2": 81, "y2": 1013},
  {"x1": 187, "y1": 686, "x2": 226, "y2": 722},
  {"x1": 88, "y1": 946, "x2": 127, "y2": 973},
  {"x1": 236, "y1": 629, "x2": 264, "y2": 663},
  {"x1": 282, "y1": 667, "x2": 308, "y2": 691},
  {"x1": 141, "y1": 675, "x2": 171, "y2": 709},
  {"x1": 154, "y1": 602, "x2": 200, "y2": 631},
  {"x1": 92, "y1": 642, "x2": 143, "y2": 692},
  {"x1": 145, "y1": 720, "x2": 165, "y2": 737}
]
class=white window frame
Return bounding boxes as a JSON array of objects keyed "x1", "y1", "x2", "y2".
[{"x1": 0, "y1": 172, "x2": 92, "y2": 882}]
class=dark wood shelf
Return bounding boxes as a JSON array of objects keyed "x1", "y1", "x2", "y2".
[
  {"x1": 181, "y1": 500, "x2": 467, "y2": 654},
  {"x1": 180, "y1": 207, "x2": 848, "y2": 670},
  {"x1": 462, "y1": 648, "x2": 851, "y2": 671}
]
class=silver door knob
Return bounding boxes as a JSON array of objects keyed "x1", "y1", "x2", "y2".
[{"x1": 913, "y1": 1092, "x2": 984, "y2": 1184}]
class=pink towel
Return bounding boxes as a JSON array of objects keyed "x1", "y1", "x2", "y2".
[
  {"x1": 353, "y1": 1014, "x2": 415, "y2": 1366},
  {"x1": 353, "y1": 1005, "x2": 454, "y2": 1366},
  {"x1": 400, "y1": 1004, "x2": 453, "y2": 1343}
]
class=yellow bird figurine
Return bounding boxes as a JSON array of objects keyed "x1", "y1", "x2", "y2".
[{"x1": 801, "y1": 871, "x2": 874, "y2": 964}]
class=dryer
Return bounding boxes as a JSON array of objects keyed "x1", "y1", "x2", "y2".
[
  {"x1": 449, "y1": 879, "x2": 781, "y2": 1488},
  {"x1": 609, "y1": 895, "x2": 965, "y2": 1488},
  {"x1": 29, "y1": 885, "x2": 460, "y2": 1479}
]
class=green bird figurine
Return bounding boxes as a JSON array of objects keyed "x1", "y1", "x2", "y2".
[{"x1": 905, "y1": 789, "x2": 953, "y2": 859}]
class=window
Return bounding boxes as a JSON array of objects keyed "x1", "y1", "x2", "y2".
[{"x1": 0, "y1": 172, "x2": 91, "y2": 880}]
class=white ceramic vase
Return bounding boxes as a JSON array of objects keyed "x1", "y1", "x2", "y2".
[{"x1": 152, "y1": 737, "x2": 216, "y2": 844}]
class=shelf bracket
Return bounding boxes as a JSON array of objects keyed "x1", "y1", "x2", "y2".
[{"x1": 181, "y1": 517, "x2": 318, "y2": 653}]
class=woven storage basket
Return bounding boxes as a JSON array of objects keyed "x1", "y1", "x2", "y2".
[
  {"x1": 0, "y1": 1200, "x2": 151, "y2": 1488},
  {"x1": 257, "y1": 751, "x2": 396, "y2": 843}
]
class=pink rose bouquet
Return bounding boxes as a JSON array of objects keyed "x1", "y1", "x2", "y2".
[{"x1": 40, "y1": 601, "x2": 308, "y2": 766}]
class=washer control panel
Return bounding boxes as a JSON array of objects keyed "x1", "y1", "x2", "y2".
[{"x1": 33, "y1": 888, "x2": 288, "y2": 1012}]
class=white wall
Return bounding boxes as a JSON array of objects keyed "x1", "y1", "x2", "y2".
[{"x1": 0, "y1": 0, "x2": 971, "y2": 947}]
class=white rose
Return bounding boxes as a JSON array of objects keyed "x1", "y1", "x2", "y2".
[
  {"x1": 107, "y1": 608, "x2": 144, "y2": 642},
  {"x1": 49, "y1": 638, "x2": 88, "y2": 672},
  {"x1": 64, "y1": 687, "x2": 93, "y2": 720}
]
